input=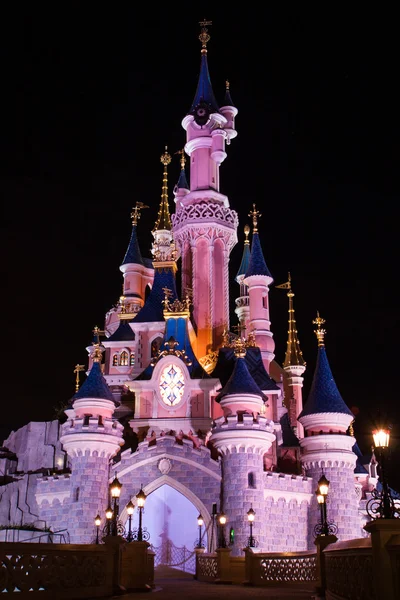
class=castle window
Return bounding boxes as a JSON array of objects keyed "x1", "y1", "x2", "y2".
[
  {"x1": 120, "y1": 351, "x2": 128, "y2": 366},
  {"x1": 112, "y1": 354, "x2": 118, "y2": 366},
  {"x1": 151, "y1": 336, "x2": 163, "y2": 358},
  {"x1": 83, "y1": 415, "x2": 91, "y2": 426},
  {"x1": 248, "y1": 472, "x2": 256, "y2": 488},
  {"x1": 74, "y1": 487, "x2": 80, "y2": 502},
  {"x1": 98, "y1": 416, "x2": 104, "y2": 427},
  {"x1": 130, "y1": 353, "x2": 135, "y2": 366}
]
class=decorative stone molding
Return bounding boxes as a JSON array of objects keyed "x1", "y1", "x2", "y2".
[
  {"x1": 157, "y1": 457, "x2": 172, "y2": 475},
  {"x1": 60, "y1": 432, "x2": 124, "y2": 459},
  {"x1": 263, "y1": 489, "x2": 314, "y2": 505},
  {"x1": 299, "y1": 412, "x2": 354, "y2": 432},
  {"x1": 172, "y1": 202, "x2": 238, "y2": 230},
  {"x1": 36, "y1": 490, "x2": 70, "y2": 506},
  {"x1": 118, "y1": 449, "x2": 221, "y2": 481}
]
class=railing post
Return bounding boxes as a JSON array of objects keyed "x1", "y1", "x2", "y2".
[
  {"x1": 194, "y1": 547, "x2": 206, "y2": 580},
  {"x1": 364, "y1": 519, "x2": 400, "y2": 600},
  {"x1": 215, "y1": 547, "x2": 232, "y2": 584},
  {"x1": 103, "y1": 535, "x2": 127, "y2": 595},
  {"x1": 243, "y1": 547, "x2": 253, "y2": 586},
  {"x1": 314, "y1": 534, "x2": 337, "y2": 597}
]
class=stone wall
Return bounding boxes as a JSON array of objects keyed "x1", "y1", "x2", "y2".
[
  {"x1": 36, "y1": 474, "x2": 71, "y2": 536},
  {"x1": 0, "y1": 474, "x2": 42, "y2": 528}
]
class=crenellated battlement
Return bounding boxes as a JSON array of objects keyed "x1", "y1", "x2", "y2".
[{"x1": 212, "y1": 413, "x2": 275, "y2": 432}]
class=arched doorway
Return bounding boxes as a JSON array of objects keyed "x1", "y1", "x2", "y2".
[{"x1": 127, "y1": 484, "x2": 208, "y2": 573}]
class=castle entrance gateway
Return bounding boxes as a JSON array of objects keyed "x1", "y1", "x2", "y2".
[{"x1": 116, "y1": 436, "x2": 222, "y2": 571}]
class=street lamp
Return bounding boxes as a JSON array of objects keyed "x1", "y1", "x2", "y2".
[
  {"x1": 110, "y1": 474, "x2": 122, "y2": 536},
  {"x1": 136, "y1": 485, "x2": 147, "y2": 542},
  {"x1": 314, "y1": 473, "x2": 338, "y2": 537},
  {"x1": 126, "y1": 500, "x2": 134, "y2": 542},
  {"x1": 94, "y1": 514, "x2": 101, "y2": 544},
  {"x1": 218, "y1": 512, "x2": 227, "y2": 548},
  {"x1": 105, "y1": 505, "x2": 113, "y2": 537},
  {"x1": 196, "y1": 514, "x2": 204, "y2": 548},
  {"x1": 367, "y1": 427, "x2": 400, "y2": 519},
  {"x1": 247, "y1": 506, "x2": 257, "y2": 548}
]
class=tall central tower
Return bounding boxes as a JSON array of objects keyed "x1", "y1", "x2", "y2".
[{"x1": 172, "y1": 21, "x2": 238, "y2": 357}]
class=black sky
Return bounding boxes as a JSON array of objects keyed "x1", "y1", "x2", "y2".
[{"x1": 1, "y1": 8, "x2": 399, "y2": 486}]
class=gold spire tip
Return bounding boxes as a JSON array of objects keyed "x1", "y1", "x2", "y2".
[
  {"x1": 312, "y1": 311, "x2": 326, "y2": 347},
  {"x1": 160, "y1": 146, "x2": 172, "y2": 166},
  {"x1": 248, "y1": 203, "x2": 261, "y2": 233},
  {"x1": 130, "y1": 201, "x2": 149, "y2": 226},
  {"x1": 244, "y1": 224, "x2": 250, "y2": 244},
  {"x1": 199, "y1": 19, "x2": 212, "y2": 52},
  {"x1": 226, "y1": 80, "x2": 230, "y2": 90}
]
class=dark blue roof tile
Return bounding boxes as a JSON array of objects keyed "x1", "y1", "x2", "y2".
[
  {"x1": 298, "y1": 347, "x2": 353, "y2": 418},
  {"x1": 245, "y1": 233, "x2": 272, "y2": 279},
  {"x1": 176, "y1": 169, "x2": 189, "y2": 190},
  {"x1": 211, "y1": 346, "x2": 280, "y2": 391},
  {"x1": 215, "y1": 356, "x2": 267, "y2": 402},
  {"x1": 122, "y1": 225, "x2": 144, "y2": 266},
  {"x1": 133, "y1": 267, "x2": 178, "y2": 323},
  {"x1": 107, "y1": 321, "x2": 135, "y2": 342},
  {"x1": 189, "y1": 53, "x2": 219, "y2": 114},
  {"x1": 73, "y1": 361, "x2": 118, "y2": 404},
  {"x1": 235, "y1": 242, "x2": 251, "y2": 281}
]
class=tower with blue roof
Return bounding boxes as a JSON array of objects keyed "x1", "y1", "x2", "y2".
[
  {"x1": 60, "y1": 341, "x2": 124, "y2": 543},
  {"x1": 299, "y1": 313, "x2": 361, "y2": 547}
]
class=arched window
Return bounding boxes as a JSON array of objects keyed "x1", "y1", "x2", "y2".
[
  {"x1": 151, "y1": 336, "x2": 163, "y2": 358},
  {"x1": 120, "y1": 351, "x2": 128, "y2": 366},
  {"x1": 74, "y1": 487, "x2": 80, "y2": 502},
  {"x1": 130, "y1": 353, "x2": 135, "y2": 366},
  {"x1": 112, "y1": 354, "x2": 118, "y2": 366}
]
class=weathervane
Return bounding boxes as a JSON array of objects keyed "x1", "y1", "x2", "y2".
[
  {"x1": 73, "y1": 364, "x2": 85, "y2": 392},
  {"x1": 313, "y1": 311, "x2": 326, "y2": 347},
  {"x1": 130, "y1": 201, "x2": 149, "y2": 226},
  {"x1": 248, "y1": 203, "x2": 261, "y2": 233}
]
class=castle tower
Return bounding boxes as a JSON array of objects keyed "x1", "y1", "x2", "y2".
[
  {"x1": 243, "y1": 205, "x2": 275, "y2": 370},
  {"x1": 172, "y1": 21, "x2": 238, "y2": 356},
  {"x1": 298, "y1": 313, "x2": 360, "y2": 548},
  {"x1": 210, "y1": 340, "x2": 276, "y2": 555},
  {"x1": 60, "y1": 342, "x2": 124, "y2": 543},
  {"x1": 276, "y1": 273, "x2": 306, "y2": 438},
  {"x1": 234, "y1": 225, "x2": 251, "y2": 337}
]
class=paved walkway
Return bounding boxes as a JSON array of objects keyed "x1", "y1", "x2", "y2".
[{"x1": 101, "y1": 566, "x2": 318, "y2": 599}]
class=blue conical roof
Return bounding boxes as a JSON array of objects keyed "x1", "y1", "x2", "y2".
[
  {"x1": 122, "y1": 225, "x2": 144, "y2": 266},
  {"x1": 107, "y1": 320, "x2": 135, "y2": 342},
  {"x1": 189, "y1": 52, "x2": 219, "y2": 114},
  {"x1": 352, "y1": 441, "x2": 369, "y2": 474},
  {"x1": 176, "y1": 169, "x2": 189, "y2": 190},
  {"x1": 133, "y1": 267, "x2": 178, "y2": 323},
  {"x1": 73, "y1": 361, "x2": 117, "y2": 404},
  {"x1": 215, "y1": 356, "x2": 267, "y2": 402},
  {"x1": 222, "y1": 87, "x2": 235, "y2": 108},
  {"x1": 245, "y1": 233, "x2": 273, "y2": 279},
  {"x1": 298, "y1": 347, "x2": 353, "y2": 418},
  {"x1": 235, "y1": 242, "x2": 251, "y2": 282}
]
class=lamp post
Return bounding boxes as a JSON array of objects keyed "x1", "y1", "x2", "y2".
[
  {"x1": 136, "y1": 485, "x2": 147, "y2": 542},
  {"x1": 126, "y1": 500, "x2": 134, "y2": 542},
  {"x1": 105, "y1": 505, "x2": 113, "y2": 537},
  {"x1": 247, "y1": 507, "x2": 257, "y2": 547},
  {"x1": 110, "y1": 474, "x2": 122, "y2": 536},
  {"x1": 196, "y1": 514, "x2": 204, "y2": 548},
  {"x1": 94, "y1": 514, "x2": 101, "y2": 544},
  {"x1": 367, "y1": 427, "x2": 400, "y2": 520},
  {"x1": 314, "y1": 473, "x2": 338, "y2": 537},
  {"x1": 218, "y1": 512, "x2": 227, "y2": 548}
]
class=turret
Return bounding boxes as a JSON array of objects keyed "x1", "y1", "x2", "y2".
[
  {"x1": 234, "y1": 225, "x2": 251, "y2": 337},
  {"x1": 298, "y1": 313, "x2": 359, "y2": 547},
  {"x1": 243, "y1": 204, "x2": 275, "y2": 370},
  {"x1": 172, "y1": 21, "x2": 238, "y2": 356},
  {"x1": 210, "y1": 339, "x2": 276, "y2": 555},
  {"x1": 276, "y1": 273, "x2": 306, "y2": 438},
  {"x1": 60, "y1": 341, "x2": 124, "y2": 543},
  {"x1": 219, "y1": 80, "x2": 238, "y2": 142}
]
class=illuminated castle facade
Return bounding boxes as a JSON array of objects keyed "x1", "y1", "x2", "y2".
[{"x1": 0, "y1": 24, "x2": 377, "y2": 555}]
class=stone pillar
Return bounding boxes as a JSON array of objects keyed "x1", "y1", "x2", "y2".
[
  {"x1": 364, "y1": 519, "x2": 400, "y2": 600},
  {"x1": 216, "y1": 547, "x2": 232, "y2": 584},
  {"x1": 314, "y1": 534, "x2": 338, "y2": 597}
]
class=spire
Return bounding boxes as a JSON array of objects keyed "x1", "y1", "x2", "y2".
[
  {"x1": 222, "y1": 79, "x2": 235, "y2": 108},
  {"x1": 73, "y1": 343, "x2": 117, "y2": 404},
  {"x1": 276, "y1": 273, "x2": 306, "y2": 367},
  {"x1": 215, "y1": 343, "x2": 268, "y2": 402},
  {"x1": 244, "y1": 204, "x2": 273, "y2": 279},
  {"x1": 153, "y1": 147, "x2": 172, "y2": 232},
  {"x1": 175, "y1": 149, "x2": 189, "y2": 190},
  {"x1": 235, "y1": 224, "x2": 251, "y2": 282},
  {"x1": 189, "y1": 19, "x2": 219, "y2": 115},
  {"x1": 121, "y1": 202, "x2": 149, "y2": 266},
  {"x1": 298, "y1": 313, "x2": 353, "y2": 418}
]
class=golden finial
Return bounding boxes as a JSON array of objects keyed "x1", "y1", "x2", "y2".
[
  {"x1": 130, "y1": 201, "x2": 149, "y2": 226},
  {"x1": 175, "y1": 148, "x2": 186, "y2": 170},
  {"x1": 349, "y1": 420, "x2": 355, "y2": 436},
  {"x1": 312, "y1": 311, "x2": 326, "y2": 347},
  {"x1": 248, "y1": 203, "x2": 261, "y2": 233},
  {"x1": 244, "y1": 224, "x2": 250, "y2": 245},
  {"x1": 119, "y1": 295, "x2": 126, "y2": 314},
  {"x1": 233, "y1": 337, "x2": 247, "y2": 358},
  {"x1": 73, "y1": 364, "x2": 85, "y2": 392},
  {"x1": 199, "y1": 19, "x2": 212, "y2": 53},
  {"x1": 160, "y1": 145, "x2": 172, "y2": 167},
  {"x1": 226, "y1": 80, "x2": 230, "y2": 90},
  {"x1": 162, "y1": 286, "x2": 173, "y2": 308},
  {"x1": 91, "y1": 345, "x2": 103, "y2": 363}
]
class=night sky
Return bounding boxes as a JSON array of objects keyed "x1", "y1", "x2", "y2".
[{"x1": 1, "y1": 9, "x2": 399, "y2": 487}]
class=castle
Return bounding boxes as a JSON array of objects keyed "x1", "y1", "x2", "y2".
[{"x1": 0, "y1": 23, "x2": 377, "y2": 558}]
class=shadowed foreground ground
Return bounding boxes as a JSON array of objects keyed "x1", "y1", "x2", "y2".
[{"x1": 99, "y1": 566, "x2": 317, "y2": 600}]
